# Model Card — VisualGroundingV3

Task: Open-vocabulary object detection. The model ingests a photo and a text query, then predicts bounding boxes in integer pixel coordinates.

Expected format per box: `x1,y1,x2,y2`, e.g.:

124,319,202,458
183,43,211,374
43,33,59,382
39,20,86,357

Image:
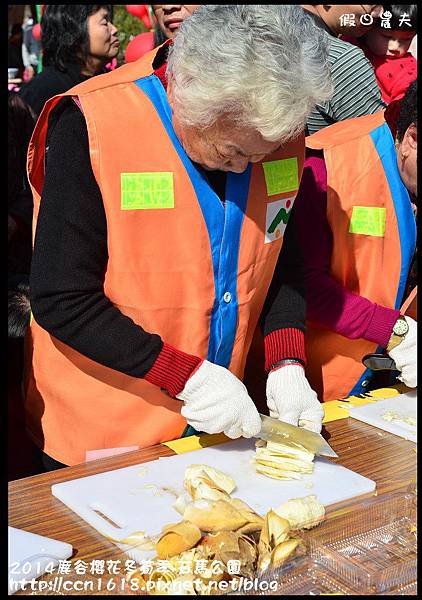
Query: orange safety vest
25,49,305,465
401,285,417,321
304,111,417,401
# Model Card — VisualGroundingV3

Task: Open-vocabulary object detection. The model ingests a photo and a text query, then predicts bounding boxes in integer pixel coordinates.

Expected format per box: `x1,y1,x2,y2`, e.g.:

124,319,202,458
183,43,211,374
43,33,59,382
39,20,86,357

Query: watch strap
386,316,408,352
270,358,305,372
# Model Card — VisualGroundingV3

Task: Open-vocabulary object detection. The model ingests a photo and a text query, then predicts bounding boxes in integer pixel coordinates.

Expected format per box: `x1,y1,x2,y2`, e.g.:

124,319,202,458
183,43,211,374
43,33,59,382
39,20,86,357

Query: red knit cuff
144,343,203,397
365,305,400,348
264,328,306,373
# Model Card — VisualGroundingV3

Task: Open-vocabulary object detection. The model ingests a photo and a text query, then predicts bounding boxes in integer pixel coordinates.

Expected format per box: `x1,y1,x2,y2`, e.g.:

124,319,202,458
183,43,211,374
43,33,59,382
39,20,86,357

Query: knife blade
256,413,338,458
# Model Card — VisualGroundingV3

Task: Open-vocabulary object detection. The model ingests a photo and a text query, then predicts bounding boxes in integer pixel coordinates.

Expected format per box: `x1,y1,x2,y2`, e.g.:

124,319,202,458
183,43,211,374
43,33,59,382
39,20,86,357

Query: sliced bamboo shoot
274,495,325,529
254,438,315,481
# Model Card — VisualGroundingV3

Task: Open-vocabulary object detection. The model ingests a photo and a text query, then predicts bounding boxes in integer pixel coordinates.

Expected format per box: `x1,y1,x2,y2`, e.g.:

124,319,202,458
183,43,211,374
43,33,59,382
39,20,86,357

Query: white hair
167,5,333,143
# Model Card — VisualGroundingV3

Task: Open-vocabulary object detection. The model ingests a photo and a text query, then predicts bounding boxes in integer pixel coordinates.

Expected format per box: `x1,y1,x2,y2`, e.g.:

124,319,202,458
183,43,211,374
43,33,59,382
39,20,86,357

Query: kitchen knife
256,413,338,458
362,353,397,371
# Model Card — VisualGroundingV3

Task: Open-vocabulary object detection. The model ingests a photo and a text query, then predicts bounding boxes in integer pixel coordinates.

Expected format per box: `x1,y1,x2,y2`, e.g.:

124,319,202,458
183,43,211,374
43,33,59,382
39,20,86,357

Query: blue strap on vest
134,74,252,369
348,122,416,397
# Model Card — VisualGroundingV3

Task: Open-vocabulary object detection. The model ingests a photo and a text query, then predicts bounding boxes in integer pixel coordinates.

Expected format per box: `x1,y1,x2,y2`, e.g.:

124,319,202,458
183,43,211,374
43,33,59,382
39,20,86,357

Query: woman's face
167,66,282,172
365,29,415,57
152,5,201,39
87,7,119,62
172,114,282,173
397,124,417,199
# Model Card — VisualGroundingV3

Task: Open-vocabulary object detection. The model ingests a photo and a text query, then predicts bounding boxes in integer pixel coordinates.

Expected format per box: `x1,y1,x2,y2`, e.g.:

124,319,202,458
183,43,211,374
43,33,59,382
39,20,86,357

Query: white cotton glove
388,316,417,388
176,360,261,439
266,364,324,433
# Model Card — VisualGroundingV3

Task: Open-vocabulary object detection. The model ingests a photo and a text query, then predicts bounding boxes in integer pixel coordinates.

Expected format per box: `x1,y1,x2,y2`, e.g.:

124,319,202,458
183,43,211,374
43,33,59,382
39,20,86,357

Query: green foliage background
112,5,149,65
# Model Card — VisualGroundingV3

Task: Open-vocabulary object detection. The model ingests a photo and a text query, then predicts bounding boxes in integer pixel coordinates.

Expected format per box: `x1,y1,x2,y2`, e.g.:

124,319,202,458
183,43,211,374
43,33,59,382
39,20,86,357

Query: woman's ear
405,123,417,151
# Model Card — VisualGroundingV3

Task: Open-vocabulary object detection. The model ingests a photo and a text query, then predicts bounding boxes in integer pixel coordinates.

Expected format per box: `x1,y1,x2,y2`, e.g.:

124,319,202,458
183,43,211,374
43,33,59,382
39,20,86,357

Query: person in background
8,92,37,480
8,93,36,290
153,18,167,47
345,5,417,104
26,5,332,471
302,5,386,134
295,81,417,402
152,4,200,45
22,16,42,82
19,5,119,118
125,5,199,62
8,24,25,78
409,33,417,57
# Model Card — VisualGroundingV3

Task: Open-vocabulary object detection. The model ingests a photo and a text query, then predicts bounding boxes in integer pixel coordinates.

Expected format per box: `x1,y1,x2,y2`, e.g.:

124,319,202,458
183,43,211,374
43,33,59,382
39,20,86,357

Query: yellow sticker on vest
262,158,298,196
349,206,386,237
121,172,174,210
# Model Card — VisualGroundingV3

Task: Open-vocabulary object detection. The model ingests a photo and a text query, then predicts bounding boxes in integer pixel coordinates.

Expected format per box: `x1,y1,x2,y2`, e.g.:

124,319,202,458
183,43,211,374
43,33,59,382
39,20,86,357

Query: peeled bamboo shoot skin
126,463,325,594
156,521,202,559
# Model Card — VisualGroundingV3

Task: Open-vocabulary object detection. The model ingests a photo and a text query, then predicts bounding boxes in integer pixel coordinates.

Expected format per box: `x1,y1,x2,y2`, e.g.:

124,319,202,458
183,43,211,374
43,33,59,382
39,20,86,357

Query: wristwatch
386,316,409,352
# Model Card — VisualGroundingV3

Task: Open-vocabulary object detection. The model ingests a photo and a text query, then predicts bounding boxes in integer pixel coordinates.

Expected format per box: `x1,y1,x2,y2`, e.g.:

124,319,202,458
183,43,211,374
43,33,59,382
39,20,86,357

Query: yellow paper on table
323,386,405,423
163,432,230,454
323,401,351,423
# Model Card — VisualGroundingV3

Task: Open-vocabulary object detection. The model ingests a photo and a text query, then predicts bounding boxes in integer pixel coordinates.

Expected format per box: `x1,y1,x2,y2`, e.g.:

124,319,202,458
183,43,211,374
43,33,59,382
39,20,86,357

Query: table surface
9,416,417,595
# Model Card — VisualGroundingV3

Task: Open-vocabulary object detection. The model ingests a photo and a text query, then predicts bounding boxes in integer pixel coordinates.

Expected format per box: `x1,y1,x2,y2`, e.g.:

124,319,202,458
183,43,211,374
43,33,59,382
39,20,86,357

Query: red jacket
344,36,417,103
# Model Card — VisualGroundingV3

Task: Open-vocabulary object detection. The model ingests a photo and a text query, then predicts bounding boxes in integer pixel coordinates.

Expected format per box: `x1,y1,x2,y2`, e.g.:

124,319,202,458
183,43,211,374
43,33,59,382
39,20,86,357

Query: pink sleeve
295,153,399,348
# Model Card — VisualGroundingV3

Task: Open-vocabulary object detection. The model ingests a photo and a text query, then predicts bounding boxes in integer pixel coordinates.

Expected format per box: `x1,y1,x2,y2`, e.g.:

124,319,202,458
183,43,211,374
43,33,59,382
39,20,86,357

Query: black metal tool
362,353,397,371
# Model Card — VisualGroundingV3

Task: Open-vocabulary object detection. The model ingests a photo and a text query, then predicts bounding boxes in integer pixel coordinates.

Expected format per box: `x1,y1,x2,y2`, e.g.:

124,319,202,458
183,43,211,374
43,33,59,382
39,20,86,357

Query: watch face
393,319,409,336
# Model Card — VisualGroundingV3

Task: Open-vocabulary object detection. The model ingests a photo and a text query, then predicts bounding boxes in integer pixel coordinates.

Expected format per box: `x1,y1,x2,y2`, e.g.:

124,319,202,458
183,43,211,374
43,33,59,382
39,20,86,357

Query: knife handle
362,353,397,371
182,424,199,437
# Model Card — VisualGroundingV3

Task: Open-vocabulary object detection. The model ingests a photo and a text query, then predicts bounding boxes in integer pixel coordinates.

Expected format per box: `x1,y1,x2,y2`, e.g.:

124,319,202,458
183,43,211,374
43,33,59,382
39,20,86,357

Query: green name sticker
121,172,174,210
349,206,386,237
262,158,299,196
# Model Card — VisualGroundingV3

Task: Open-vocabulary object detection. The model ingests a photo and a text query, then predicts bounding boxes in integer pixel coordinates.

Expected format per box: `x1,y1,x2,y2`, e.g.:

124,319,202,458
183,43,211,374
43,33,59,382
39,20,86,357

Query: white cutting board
350,391,417,442
8,527,73,594
52,438,375,561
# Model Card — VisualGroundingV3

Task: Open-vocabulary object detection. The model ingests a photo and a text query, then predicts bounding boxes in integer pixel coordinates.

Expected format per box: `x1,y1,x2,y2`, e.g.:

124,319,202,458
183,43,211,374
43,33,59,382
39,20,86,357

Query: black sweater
19,62,91,118
30,100,306,379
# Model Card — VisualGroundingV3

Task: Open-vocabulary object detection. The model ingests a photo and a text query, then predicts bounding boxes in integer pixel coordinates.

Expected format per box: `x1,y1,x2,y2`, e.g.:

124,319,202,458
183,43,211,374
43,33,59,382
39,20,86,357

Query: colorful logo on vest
265,197,294,244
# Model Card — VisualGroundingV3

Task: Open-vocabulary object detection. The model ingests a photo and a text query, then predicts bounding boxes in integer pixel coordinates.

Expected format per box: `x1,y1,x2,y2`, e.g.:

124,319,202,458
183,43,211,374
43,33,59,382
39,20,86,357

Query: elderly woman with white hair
25,5,333,471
